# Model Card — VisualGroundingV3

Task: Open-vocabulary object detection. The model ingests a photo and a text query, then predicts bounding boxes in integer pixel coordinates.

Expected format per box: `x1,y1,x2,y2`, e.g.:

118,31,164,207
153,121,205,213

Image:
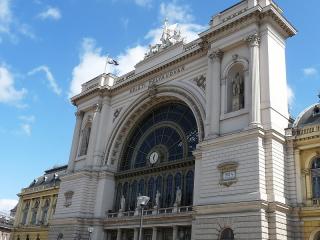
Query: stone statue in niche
155,190,161,209
120,195,125,212
174,186,182,207
231,72,244,111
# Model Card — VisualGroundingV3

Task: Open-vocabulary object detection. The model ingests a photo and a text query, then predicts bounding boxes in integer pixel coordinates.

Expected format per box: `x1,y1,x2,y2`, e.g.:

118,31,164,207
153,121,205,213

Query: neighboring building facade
49,0,303,239
11,165,67,240
0,212,13,240
288,101,320,240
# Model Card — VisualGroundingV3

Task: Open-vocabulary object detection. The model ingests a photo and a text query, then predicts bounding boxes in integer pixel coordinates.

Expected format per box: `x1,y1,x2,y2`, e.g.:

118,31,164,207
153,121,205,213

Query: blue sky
0,0,319,213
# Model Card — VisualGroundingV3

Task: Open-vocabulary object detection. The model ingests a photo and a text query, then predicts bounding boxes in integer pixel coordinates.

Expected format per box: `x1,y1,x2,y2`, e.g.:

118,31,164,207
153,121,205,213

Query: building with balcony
11,165,67,240
48,0,303,239
288,100,320,240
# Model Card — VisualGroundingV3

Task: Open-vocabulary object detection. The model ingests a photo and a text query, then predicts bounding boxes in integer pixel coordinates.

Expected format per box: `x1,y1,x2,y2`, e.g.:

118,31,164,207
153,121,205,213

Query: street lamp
137,196,150,240
88,227,93,240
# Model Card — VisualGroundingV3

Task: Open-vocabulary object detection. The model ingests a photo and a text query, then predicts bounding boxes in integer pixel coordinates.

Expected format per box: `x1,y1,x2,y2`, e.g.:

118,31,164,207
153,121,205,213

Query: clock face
149,151,159,164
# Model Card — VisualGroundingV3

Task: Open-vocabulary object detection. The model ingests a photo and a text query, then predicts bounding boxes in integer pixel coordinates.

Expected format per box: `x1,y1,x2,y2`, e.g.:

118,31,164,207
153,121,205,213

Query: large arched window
113,103,198,212
120,103,198,170
220,228,234,240
312,157,320,199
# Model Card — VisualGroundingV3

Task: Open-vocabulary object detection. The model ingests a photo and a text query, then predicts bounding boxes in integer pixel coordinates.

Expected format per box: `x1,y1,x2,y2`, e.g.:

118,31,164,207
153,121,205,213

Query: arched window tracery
114,103,198,211
120,103,198,171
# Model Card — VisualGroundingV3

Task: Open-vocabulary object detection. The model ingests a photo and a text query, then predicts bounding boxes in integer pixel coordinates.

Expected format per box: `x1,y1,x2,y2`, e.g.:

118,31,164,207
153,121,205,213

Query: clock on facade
149,151,159,164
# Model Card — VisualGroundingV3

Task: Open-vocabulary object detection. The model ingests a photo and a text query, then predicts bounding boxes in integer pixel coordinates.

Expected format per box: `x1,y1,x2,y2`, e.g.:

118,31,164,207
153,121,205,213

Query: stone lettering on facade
129,65,185,94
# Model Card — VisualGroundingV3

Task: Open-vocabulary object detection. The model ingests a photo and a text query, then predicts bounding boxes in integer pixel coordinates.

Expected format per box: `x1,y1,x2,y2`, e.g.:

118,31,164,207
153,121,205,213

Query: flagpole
104,54,109,74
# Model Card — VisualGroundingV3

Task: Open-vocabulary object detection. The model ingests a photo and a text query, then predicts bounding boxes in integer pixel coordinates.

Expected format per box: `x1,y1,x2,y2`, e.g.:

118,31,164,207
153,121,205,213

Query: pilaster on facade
206,49,223,139
246,33,261,128
67,110,84,173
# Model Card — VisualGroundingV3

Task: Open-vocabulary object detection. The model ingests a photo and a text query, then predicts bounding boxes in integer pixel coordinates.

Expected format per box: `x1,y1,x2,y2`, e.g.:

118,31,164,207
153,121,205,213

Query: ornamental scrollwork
113,107,123,122
193,75,206,92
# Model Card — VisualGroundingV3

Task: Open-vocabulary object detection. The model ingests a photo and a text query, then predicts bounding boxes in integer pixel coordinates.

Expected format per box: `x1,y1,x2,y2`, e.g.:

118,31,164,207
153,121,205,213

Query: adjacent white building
49,0,301,239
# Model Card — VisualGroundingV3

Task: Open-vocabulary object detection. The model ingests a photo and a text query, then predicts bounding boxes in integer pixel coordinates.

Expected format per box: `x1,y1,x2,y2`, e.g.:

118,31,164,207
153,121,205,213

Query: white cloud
69,38,108,97
0,0,12,34
303,67,318,77
134,0,152,7
287,84,294,107
19,115,35,123
38,7,61,20
0,64,27,105
69,1,206,97
115,45,147,75
0,198,18,214
160,2,193,23
21,123,32,136
28,65,62,95
0,0,35,42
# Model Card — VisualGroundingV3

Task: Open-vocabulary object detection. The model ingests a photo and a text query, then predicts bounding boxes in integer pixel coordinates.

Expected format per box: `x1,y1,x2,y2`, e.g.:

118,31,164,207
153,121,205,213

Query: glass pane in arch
130,181,137,210
148,178,155,206
165,174,173,207
185,170,194,206
138,179,145,196
220,228,234,240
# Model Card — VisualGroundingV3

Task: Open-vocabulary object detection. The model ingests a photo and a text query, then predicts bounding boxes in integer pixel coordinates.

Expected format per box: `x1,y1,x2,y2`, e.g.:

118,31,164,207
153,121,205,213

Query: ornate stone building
49,0,302,239
287,100,320,240
11,165,67,240
0,212,13,240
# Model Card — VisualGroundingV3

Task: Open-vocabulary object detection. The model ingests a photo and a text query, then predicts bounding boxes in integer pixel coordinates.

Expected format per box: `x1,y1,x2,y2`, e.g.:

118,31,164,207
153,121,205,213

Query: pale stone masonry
48,0,303,239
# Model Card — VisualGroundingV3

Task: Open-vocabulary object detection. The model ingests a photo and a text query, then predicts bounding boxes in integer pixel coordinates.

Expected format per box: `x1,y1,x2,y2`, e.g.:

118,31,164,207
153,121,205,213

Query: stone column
246,34,261,127
152,227,157,240
295,149,303,204
206,49,223,138
67,110,84,172
35,198,43,224
14,199,23,227
133,228,139,240
47,195,54,223
304,169,312,205
172,226,178,240
26,199,33,225
93,97,111,168
116,228,122,240
86,102,102,168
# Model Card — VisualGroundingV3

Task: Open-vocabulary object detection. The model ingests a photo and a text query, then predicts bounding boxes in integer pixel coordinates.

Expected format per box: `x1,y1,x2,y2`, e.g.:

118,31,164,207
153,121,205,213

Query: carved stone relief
192,75,206,92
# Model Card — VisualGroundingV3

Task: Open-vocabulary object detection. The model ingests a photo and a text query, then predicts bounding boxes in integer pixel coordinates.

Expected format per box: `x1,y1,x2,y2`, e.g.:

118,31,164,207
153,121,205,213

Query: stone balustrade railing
106,206,193,219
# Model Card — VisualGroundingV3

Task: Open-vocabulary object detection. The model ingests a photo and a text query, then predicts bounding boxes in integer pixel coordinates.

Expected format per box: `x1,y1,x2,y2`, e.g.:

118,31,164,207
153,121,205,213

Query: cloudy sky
0,0,319,213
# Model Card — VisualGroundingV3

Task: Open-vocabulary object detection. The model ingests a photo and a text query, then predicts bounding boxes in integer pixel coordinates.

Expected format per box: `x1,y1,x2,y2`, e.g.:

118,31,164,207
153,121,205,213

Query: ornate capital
94,102,102,113
75,110,84,118
208,49,223,62
246,34,260,47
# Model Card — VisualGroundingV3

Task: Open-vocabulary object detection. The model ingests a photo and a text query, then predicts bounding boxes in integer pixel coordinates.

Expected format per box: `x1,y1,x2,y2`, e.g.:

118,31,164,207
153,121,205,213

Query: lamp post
88,227,93,240
137,196,150,240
